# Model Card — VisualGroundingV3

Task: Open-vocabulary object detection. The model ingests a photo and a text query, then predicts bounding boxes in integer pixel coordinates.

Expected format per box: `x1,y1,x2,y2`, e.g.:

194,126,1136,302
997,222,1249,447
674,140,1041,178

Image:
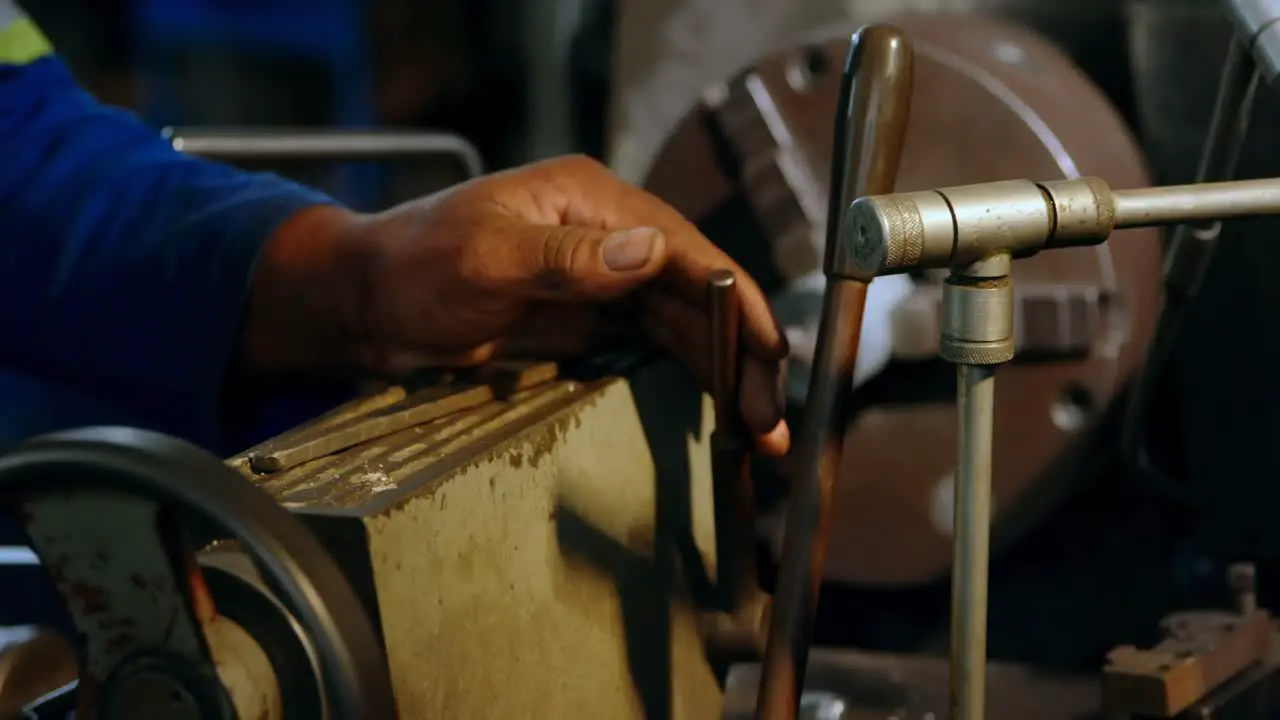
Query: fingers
740,356,787,443
531,157,788,363
757,420,791,458
641,292,789,455
479,155,791,456
467,219,668,301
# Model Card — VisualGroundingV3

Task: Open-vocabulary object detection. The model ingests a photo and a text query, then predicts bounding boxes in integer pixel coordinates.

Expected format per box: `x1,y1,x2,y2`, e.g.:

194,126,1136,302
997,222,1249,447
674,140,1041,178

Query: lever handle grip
822,25,916,273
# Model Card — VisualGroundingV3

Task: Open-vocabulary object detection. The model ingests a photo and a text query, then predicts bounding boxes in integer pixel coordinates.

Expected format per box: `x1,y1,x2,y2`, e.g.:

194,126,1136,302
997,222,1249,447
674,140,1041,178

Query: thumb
509,225,667,299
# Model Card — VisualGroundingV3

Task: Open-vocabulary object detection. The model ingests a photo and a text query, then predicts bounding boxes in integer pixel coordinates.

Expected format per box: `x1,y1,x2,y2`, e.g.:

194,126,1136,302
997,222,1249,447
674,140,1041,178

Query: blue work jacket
0,5,343,455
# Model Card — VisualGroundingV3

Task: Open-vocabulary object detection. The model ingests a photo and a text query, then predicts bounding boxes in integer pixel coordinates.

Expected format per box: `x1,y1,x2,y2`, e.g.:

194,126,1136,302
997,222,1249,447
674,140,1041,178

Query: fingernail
772,420,791,453
603,228,661,271
757,420,791,458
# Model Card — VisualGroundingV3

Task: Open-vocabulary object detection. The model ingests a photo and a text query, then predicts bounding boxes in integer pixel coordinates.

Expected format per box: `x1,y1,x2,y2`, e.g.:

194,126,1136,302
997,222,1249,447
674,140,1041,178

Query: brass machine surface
227,361,726,719
640,14,1163,588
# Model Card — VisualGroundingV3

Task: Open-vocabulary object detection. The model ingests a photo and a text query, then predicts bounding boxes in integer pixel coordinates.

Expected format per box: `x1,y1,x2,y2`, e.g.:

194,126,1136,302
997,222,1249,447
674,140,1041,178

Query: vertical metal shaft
707,269,758,611
1229,562,1258,615
756,24,914,720
951,363,996,720
1120,34,1259,503
939,255,1011,720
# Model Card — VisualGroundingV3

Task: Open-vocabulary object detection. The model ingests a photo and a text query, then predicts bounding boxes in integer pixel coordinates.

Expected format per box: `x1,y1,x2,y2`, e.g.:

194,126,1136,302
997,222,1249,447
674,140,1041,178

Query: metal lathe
7,1,1280,718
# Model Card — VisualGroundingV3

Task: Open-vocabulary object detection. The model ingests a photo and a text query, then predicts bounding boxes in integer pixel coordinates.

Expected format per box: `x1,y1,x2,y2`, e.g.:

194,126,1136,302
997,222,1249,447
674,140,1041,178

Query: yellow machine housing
229,362,724,719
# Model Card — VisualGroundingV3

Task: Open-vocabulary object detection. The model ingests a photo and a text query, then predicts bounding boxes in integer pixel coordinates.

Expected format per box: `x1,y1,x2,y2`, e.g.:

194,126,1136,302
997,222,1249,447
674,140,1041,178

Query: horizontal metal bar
165,128,484,179
1114,177,1280,227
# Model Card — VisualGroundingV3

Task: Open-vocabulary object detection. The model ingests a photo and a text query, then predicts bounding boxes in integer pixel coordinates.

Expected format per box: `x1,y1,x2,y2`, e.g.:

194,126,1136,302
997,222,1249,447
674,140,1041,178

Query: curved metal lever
755,24,915,720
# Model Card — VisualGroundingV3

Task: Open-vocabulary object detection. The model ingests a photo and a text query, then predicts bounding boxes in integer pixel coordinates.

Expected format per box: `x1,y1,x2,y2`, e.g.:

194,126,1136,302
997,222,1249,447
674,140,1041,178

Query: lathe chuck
641,15,1163,588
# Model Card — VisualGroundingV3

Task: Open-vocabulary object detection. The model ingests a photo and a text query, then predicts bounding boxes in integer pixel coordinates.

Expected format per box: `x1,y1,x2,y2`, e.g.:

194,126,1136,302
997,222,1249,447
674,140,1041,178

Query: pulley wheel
0,427,396,718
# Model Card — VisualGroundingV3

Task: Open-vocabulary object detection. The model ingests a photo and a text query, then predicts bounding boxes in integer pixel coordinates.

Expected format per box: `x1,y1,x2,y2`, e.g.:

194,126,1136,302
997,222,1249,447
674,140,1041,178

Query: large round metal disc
641,15,1162,587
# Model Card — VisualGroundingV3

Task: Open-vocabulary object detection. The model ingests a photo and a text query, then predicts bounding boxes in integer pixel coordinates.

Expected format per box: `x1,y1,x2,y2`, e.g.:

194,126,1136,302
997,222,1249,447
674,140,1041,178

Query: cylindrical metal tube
950,362,997,720
1229,562,1259,615
942,182,1053,267
756,23,914,720
940,271,1015,367
165,129,486,179
709,270,742,425
840,178,1110,278
1113,177,1280,227
707,270,758,612
842,174,1280,279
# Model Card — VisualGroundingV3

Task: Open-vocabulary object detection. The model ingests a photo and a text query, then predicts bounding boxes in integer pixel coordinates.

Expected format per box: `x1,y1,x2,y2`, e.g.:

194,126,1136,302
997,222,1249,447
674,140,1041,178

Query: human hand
243,156,789,455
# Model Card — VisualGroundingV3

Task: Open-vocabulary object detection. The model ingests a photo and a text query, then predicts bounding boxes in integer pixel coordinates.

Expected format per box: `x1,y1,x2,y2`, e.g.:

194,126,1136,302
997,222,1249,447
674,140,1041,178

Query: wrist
238,204,372,375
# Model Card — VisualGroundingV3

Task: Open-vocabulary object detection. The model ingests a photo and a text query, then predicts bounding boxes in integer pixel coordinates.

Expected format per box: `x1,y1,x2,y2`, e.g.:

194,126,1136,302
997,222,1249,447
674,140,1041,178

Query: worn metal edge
248,377,621,520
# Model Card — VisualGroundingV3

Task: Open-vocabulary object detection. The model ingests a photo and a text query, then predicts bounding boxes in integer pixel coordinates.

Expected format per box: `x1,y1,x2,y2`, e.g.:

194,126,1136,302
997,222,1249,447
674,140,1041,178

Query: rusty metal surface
0,428,396,718
241,361,559,474
18,492,209,702
241,380,585,514
643,15,1163,588
1104,609,1272,717
724,647,1102,719
1102,564,1277,718
243,361,725,719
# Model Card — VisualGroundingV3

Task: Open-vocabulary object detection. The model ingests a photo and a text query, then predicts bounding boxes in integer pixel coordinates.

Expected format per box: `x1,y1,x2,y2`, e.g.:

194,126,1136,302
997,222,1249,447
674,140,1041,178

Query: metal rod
707,269,758,611
1120,34,1260,505
950,363,996,720
1230,562,1258,615
165,129,485,179
756,24,914,720
1112,177,1280,227
709,270,742,425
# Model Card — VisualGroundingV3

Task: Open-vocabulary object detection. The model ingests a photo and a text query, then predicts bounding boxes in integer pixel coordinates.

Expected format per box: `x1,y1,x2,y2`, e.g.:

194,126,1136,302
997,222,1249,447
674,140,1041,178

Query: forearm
0,43,349,444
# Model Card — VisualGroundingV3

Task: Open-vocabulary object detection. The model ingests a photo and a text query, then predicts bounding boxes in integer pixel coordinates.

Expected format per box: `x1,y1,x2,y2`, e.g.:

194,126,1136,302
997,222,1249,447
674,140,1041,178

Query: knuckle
534,228,586,292
557,154,607,177
539,227,589,274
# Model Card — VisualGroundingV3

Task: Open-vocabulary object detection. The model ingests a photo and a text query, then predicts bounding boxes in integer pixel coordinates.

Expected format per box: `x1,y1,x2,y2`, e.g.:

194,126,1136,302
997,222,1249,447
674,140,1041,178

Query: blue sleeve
0,56,339,448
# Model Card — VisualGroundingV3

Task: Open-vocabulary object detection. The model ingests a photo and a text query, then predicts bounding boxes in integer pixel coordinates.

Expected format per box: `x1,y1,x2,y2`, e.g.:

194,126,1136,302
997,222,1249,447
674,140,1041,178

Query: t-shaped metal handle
835,176,1280,280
